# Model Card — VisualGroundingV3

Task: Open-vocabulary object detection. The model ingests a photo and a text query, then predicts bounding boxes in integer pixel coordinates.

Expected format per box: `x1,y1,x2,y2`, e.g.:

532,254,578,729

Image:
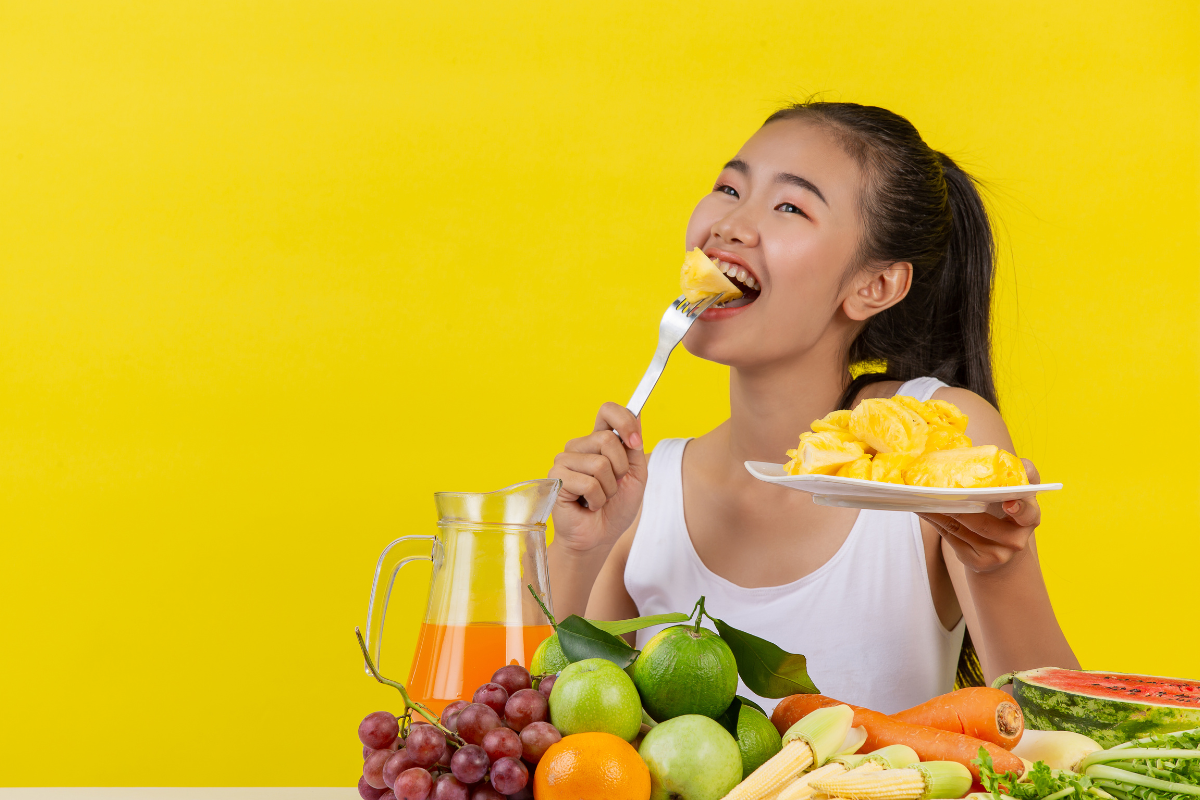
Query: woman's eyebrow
776,172,828,206
721,159,828,207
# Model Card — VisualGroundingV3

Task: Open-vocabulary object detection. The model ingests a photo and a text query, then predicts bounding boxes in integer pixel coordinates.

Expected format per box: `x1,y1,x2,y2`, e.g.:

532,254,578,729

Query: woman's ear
843,262,913,321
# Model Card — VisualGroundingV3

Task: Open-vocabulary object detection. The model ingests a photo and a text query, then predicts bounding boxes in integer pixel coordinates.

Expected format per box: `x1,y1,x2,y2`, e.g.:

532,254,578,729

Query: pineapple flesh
680,247,743,306
783,396,1029,487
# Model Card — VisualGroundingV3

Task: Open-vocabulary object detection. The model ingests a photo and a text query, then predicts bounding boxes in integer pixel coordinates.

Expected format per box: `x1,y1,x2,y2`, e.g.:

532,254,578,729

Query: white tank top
624,377,965,716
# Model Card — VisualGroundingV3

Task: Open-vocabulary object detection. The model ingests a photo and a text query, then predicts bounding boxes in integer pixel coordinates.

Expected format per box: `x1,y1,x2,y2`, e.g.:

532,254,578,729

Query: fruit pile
783,397,1029,488
358,664,558,800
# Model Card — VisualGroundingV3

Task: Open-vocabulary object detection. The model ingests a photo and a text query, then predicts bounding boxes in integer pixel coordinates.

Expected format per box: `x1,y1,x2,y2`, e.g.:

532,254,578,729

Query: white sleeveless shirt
624,377,965,716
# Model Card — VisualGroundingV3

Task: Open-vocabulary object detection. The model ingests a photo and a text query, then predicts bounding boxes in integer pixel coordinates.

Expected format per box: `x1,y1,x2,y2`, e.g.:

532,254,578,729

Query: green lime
631,625,738,722
530,632,570,675
736,703,782,778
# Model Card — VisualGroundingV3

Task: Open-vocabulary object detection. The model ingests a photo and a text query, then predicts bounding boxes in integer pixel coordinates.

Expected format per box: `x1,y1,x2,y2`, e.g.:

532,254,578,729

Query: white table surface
0,791,358,799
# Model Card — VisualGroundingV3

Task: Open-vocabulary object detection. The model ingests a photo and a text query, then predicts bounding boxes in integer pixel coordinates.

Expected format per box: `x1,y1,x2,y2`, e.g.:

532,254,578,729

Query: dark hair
765,102,996,687
763,102,998,413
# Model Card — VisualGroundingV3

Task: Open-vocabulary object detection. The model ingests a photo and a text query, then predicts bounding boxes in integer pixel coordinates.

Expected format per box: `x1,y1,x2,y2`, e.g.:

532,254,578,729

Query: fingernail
629,432,642,449
1008,501,1023,513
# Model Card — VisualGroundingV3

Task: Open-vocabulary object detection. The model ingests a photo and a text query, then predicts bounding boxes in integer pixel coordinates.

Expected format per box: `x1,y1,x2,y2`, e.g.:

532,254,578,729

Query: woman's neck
724,344,850,465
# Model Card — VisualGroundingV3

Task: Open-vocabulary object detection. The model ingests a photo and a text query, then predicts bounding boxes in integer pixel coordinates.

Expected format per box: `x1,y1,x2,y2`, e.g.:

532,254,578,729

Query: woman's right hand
548,402,648,556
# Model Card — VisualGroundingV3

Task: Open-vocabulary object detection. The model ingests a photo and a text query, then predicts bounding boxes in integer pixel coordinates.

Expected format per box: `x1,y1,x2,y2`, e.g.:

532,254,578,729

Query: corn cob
810,762,972,800
723,705,855,800
776,762,849,800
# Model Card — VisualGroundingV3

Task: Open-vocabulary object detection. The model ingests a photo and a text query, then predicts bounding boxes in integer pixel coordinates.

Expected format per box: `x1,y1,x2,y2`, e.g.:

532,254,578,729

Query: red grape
505,786,533,800
537,673,556,698
450,744,490,784
360,712,401,750
431,774,470,800
455,703,502,745
406,725,447,769
481,727,522,761
504,689,548,731
441,701,469,732
489,757,529,795
491,665,533,696
359,775,387,800
435,741,453,768
364,748,395,789
394,768,434,800
468,784,504,800
379,793,396,800
519,721,561,763
472,683,509,716
384,750,421,789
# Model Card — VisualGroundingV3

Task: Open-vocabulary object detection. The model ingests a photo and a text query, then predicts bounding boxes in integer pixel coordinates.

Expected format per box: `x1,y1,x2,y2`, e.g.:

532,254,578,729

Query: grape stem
355,627,464,745
526,584,558,629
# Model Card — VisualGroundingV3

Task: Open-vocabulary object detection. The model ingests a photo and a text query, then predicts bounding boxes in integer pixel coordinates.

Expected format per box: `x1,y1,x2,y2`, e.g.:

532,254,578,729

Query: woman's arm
920,388,1081,682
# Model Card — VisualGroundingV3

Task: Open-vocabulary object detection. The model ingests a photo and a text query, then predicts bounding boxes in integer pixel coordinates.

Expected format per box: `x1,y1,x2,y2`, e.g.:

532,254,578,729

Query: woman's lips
699,301,754,321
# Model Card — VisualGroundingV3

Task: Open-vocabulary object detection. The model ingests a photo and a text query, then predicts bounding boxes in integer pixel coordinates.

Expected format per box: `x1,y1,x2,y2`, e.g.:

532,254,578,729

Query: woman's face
683,118,868,369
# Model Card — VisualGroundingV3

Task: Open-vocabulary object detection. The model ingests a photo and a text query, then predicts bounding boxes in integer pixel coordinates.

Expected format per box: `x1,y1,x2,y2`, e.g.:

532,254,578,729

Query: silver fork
625,293,722,417
577,293,721,508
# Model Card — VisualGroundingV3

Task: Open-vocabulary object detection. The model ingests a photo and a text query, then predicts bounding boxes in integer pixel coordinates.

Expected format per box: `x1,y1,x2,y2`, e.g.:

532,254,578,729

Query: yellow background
2,0,1198,787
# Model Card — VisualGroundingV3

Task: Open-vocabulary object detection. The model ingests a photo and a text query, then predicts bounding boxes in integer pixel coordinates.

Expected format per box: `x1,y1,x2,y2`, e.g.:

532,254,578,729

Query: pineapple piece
893,395,970,433
904,445,1008,488
996,449,1030,486
923,425,973,453
871,452,914,484
680,247,743,305
850,398,929,456
784,431,867,476
835,454,873,480
811,409,852,433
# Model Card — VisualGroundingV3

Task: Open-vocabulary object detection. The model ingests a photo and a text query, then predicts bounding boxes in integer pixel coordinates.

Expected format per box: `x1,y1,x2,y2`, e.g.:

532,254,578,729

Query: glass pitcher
364,479,560,714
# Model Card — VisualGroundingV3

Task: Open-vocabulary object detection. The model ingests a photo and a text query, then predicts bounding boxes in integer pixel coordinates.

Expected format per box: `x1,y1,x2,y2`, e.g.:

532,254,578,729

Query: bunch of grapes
358,664,562,800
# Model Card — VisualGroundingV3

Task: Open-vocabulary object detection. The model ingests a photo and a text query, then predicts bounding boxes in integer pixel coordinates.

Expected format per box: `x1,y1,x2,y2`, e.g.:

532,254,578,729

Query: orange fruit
533,731,651,800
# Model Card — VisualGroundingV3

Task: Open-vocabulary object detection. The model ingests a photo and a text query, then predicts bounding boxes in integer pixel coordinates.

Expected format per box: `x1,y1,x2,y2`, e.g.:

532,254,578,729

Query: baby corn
776,763,850,800
810,762,972,800
723,705,855,800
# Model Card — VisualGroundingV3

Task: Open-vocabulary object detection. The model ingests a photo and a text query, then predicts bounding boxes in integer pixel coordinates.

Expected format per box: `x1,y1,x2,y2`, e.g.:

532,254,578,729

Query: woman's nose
712,206,758,247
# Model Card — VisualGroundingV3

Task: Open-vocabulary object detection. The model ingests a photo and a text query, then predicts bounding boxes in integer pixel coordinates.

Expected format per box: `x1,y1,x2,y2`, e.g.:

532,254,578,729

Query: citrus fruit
530,632,569,676
533,731,650,800
735,703,782,778
548,657,642,742
631,625,738,721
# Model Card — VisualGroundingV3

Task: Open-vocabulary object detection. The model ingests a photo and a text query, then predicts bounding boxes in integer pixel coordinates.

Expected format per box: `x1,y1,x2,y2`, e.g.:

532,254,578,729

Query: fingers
565,430,629,479
549,464,609,511
1001,495,1041,528
595,402,643,451
1022,458,1041,484
919,512,1031,572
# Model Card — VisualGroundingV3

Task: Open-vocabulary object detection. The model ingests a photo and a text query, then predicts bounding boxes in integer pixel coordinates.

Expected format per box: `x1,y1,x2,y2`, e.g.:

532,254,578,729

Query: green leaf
715,696,742,742
557,615,639,669
712,617,819,699
737,695,768,717
589,613,689,636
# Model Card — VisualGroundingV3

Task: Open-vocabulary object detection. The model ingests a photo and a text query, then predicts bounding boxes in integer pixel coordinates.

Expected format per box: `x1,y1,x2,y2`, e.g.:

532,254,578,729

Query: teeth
714,259,759,292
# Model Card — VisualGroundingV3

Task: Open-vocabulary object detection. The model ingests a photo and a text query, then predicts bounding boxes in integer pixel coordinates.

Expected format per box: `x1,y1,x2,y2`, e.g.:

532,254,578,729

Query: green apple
547,657,642,742
638,714,743,800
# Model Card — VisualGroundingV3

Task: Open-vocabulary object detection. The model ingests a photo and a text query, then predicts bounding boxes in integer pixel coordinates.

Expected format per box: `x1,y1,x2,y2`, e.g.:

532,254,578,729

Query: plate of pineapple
745,395,1062,513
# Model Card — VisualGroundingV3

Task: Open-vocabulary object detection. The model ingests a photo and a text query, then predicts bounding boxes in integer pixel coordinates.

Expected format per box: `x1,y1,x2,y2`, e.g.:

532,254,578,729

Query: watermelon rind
1005,667,1200,748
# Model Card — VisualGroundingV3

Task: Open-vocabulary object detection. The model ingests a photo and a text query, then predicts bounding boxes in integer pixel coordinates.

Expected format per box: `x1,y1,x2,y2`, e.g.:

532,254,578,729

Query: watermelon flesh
1006,667,1200,748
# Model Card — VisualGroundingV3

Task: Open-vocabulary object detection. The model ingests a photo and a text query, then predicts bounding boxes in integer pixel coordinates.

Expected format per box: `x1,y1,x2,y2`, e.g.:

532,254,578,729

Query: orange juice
407,622,554,714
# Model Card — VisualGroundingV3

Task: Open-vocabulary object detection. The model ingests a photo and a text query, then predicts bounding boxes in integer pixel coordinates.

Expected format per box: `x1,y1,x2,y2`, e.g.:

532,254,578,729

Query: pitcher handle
364,535,437,675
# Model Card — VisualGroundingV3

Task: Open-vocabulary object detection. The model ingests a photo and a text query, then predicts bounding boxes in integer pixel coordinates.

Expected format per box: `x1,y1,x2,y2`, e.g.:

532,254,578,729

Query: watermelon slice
998,667,1200,748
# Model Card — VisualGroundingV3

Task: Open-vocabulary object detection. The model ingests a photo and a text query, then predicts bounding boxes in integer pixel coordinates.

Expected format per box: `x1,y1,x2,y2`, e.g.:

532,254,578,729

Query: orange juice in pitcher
363,480,560,714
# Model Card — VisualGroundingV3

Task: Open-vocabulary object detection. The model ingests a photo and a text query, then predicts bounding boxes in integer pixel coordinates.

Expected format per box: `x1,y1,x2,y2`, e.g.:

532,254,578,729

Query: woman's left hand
917,459,1042,574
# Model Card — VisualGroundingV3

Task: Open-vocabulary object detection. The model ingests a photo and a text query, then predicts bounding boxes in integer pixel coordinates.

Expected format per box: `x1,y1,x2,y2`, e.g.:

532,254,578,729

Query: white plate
744,461,1063,514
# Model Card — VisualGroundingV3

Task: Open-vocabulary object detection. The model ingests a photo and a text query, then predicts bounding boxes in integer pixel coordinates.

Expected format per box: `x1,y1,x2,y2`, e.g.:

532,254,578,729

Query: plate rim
744,460,1063,496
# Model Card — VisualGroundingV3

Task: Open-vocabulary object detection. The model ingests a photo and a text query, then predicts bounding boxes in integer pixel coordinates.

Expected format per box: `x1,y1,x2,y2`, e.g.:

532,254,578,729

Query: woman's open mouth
711,258,761,309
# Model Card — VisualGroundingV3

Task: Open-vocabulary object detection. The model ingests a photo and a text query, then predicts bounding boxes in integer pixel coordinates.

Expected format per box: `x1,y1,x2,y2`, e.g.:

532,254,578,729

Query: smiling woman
546,102,1080,714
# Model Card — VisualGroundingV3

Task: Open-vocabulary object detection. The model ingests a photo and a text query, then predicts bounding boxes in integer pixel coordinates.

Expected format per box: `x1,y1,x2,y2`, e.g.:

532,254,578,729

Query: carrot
893,687,1024,750
771,694,1025,781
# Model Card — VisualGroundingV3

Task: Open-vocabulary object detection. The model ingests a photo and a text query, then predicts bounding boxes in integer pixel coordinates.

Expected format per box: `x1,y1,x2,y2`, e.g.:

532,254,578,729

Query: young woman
546,102,1079,715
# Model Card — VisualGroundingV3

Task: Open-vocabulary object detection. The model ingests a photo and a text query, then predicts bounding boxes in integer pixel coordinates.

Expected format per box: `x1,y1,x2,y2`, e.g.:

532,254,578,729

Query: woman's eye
715,184,739,198
777,202,807,217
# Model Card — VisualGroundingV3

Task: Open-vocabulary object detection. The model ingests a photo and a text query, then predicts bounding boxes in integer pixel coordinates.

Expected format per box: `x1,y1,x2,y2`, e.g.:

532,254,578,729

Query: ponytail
764,102,998,687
